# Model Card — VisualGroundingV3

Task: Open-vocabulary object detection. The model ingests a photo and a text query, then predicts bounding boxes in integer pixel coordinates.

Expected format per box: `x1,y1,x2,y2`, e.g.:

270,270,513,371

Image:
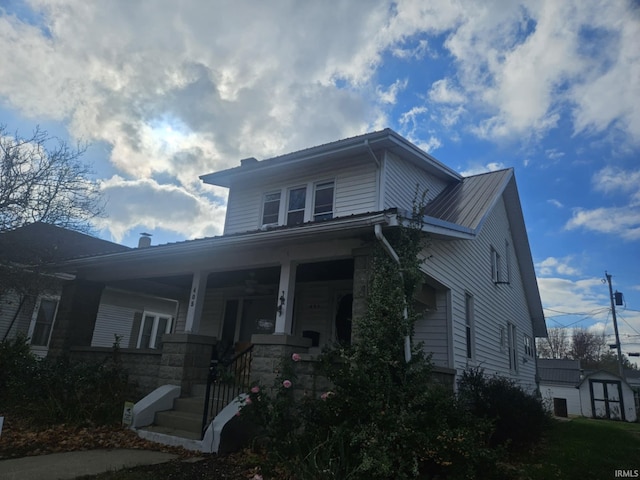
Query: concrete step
174,396,206,415
139,424,202,441
155,409,202,434
190,384,209,397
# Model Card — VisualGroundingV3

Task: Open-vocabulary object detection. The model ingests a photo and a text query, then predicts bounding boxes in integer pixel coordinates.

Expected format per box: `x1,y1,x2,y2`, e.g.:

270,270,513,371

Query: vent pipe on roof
240,157,258,166
138,233,152,248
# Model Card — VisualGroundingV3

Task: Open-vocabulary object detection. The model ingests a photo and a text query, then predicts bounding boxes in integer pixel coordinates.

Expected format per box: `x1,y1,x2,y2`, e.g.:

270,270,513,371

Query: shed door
590,379,625,421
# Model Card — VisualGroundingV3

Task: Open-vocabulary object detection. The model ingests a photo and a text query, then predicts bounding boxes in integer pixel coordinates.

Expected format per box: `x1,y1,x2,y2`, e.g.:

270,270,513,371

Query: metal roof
423,169,513,232
200,128,462,187
538,358,582,385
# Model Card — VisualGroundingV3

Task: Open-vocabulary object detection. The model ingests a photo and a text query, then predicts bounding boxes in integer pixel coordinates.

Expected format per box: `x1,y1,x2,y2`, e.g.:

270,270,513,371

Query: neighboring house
45,129,547,446
0,222,129,357
539,358,638,422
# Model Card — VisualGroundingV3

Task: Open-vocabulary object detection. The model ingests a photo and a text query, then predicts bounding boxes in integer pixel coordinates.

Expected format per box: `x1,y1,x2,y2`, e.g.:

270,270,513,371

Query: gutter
374,223,412,363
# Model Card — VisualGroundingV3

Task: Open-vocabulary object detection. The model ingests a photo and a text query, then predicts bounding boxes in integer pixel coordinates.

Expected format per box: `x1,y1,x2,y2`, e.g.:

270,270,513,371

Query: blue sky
0,1,638,364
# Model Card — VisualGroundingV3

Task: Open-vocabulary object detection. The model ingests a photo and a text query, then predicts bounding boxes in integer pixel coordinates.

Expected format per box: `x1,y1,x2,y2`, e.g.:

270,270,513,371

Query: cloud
536,256,581,276
547,199,564,208
96,176,226,242
460,162,506,176
428,79,465,104
565,166,640,241
377,78,409,105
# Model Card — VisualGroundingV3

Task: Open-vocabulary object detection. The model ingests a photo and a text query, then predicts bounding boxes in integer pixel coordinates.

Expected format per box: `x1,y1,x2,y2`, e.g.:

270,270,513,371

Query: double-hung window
137,312,173,349
262,192,281,226
287,186,307,226
465,293,474,359
28,297,59,347
313,181,334,221
507,322,518,371
491,247,502,283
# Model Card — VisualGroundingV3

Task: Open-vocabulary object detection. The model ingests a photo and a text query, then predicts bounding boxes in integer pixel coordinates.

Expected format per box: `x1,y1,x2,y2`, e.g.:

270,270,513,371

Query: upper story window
465,293,475,359
313,181,334,221
287,186,307,226
491,247,502,283
262,192,281,226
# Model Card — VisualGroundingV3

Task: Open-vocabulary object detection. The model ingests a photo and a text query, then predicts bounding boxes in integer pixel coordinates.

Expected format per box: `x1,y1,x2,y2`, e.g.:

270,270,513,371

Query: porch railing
201,344,254,438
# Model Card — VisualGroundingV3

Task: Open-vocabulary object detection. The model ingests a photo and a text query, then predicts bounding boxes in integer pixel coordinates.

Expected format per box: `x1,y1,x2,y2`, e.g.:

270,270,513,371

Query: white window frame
27,295,60,350
261,191,281,226
312,180,335,221
137,311,173,349
491,247,502,283
523,334,534,357
505,240,511,284
286,185,307,226
507,322,518,372
465,293,474,360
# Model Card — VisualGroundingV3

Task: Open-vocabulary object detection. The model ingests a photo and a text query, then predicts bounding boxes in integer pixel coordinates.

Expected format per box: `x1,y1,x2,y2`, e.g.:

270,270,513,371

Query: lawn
517,418,640,480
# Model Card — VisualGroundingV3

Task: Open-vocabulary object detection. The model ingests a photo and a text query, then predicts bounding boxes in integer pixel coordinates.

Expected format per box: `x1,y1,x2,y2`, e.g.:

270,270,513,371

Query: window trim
261,191,281,226
136,311,173,349
523,334,534,357
465,292,475,359
27,295,60,349
312,180,335,222
491,247,501,283
507,322,518,372
286,185,307,226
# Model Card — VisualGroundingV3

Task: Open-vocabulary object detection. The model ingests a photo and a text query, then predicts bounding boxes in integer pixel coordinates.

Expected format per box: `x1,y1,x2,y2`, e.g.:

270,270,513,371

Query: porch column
274,259,297,334
184,271,208,333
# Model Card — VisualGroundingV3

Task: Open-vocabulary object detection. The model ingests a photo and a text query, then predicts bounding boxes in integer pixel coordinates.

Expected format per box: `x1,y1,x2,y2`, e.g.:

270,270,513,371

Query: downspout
374,223,412,363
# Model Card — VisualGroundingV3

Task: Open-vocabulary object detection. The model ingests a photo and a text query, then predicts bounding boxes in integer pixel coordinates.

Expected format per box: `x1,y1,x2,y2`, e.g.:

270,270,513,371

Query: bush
0,336,132,426
457,368,551,450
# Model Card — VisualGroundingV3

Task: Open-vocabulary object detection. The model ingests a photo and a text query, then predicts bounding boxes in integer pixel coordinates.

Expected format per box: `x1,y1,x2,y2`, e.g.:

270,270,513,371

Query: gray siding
414,291,449,367
91,289,179,348
422,196,537,389
223,157,378,235
383,152,449,211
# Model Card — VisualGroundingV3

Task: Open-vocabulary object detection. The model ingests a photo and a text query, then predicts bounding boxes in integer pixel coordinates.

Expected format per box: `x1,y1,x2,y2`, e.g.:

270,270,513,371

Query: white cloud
535,256,581,276
460,162,506,176
547,199,564,208
377,78,408,105
428,79,465,104
96,176,226,242
565,166,640,241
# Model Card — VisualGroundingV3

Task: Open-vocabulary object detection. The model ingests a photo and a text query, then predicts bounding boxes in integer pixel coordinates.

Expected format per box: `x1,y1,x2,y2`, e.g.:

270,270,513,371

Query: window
137,312,173,349
313,181,334,221
499,326,507,352
505,240,511,283
523,334,533,357
29,297,59,347
287,186,306,226
491,247,502,283
507,322,517,371
262,192,281,225
465,293,474,359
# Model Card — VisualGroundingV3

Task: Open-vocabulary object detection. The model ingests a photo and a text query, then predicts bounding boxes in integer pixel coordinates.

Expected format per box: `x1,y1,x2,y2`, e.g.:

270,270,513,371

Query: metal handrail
201,344,254,438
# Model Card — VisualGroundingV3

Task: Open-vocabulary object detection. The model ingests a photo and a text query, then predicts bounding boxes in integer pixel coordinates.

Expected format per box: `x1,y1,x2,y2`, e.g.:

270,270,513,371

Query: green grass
519,418,640,480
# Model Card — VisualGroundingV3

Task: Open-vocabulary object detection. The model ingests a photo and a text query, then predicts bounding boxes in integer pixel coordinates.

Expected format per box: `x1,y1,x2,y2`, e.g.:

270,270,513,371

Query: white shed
578,370,637,423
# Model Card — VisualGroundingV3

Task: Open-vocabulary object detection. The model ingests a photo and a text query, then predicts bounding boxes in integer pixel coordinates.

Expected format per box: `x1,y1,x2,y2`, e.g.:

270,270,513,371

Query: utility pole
605,271,625,378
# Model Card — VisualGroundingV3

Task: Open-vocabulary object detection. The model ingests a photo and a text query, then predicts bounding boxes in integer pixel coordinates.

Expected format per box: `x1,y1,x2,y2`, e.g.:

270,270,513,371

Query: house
45,129,547,448
539,358,638,422
0,222,129,357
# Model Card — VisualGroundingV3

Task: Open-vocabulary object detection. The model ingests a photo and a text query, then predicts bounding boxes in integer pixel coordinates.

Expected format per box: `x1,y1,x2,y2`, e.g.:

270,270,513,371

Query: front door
590,379,625,421
220,297,276,355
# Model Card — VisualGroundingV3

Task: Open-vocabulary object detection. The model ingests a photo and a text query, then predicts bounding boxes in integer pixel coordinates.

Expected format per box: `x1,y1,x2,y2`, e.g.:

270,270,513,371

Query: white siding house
52,128,547,395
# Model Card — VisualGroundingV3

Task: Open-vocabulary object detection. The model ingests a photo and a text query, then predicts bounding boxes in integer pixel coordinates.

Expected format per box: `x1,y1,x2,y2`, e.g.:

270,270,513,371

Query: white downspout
374,223,412,363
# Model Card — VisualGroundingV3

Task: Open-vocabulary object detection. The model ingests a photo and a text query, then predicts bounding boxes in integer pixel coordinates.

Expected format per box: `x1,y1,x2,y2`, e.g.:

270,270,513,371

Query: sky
0,0,639,365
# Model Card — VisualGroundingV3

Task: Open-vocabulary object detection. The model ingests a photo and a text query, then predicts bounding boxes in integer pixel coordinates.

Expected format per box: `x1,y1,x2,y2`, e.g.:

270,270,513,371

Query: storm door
220,297,275,355
589,379,625,421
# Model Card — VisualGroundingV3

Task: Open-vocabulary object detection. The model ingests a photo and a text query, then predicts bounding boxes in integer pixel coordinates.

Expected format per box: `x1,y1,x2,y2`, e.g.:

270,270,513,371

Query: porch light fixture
277,291,285,316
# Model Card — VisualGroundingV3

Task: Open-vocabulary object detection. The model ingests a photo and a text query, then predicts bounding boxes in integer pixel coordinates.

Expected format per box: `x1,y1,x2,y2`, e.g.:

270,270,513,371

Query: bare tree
569,328,606,364
537,327,570,359
0,125,104,233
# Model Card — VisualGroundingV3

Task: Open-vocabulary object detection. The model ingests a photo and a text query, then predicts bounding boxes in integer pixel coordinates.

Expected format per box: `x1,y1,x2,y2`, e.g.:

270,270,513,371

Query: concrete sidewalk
0,449,180,480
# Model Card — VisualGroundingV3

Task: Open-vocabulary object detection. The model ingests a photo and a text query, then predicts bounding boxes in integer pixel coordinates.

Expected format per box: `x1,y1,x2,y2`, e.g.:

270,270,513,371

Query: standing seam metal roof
423,168,513,231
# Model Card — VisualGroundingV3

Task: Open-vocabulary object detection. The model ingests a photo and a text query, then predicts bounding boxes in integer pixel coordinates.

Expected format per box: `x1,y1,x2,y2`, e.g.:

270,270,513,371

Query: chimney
138,233,152,248
240,157,258,166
